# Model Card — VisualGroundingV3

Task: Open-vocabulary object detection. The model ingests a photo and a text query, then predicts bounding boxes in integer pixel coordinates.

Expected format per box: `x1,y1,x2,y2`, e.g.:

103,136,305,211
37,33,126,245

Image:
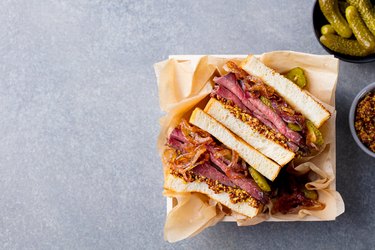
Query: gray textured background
0,0,375,249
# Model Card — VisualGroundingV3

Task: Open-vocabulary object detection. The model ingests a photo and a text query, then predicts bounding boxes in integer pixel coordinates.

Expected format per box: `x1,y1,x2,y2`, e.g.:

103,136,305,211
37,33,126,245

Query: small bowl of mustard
349,82,375,158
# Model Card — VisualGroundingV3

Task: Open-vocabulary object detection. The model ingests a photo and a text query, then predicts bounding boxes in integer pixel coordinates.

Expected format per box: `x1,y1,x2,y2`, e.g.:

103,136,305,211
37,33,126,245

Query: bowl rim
349,82,375,158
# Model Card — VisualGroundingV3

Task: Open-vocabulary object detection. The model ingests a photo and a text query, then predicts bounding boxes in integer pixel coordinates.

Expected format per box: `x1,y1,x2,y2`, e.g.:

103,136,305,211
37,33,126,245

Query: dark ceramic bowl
349,82,375,158
313,0,375,63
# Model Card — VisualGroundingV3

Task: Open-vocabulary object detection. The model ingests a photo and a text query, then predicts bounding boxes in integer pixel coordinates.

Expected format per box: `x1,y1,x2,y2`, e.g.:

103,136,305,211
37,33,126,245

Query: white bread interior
204,98,295,166
240,55,330,128
189,108,281,181
164,173,260,218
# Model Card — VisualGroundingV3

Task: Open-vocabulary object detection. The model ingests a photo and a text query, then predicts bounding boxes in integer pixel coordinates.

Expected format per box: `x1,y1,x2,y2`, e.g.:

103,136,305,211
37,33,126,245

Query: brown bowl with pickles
313,0,375,63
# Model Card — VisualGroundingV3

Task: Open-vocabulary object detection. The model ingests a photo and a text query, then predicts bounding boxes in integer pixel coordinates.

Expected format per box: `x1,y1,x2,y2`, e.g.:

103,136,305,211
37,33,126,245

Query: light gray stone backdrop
0,0,374,249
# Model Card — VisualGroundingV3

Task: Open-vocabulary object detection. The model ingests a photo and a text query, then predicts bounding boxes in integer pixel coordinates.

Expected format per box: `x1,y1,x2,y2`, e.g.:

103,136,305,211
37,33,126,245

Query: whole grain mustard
355,91,375,153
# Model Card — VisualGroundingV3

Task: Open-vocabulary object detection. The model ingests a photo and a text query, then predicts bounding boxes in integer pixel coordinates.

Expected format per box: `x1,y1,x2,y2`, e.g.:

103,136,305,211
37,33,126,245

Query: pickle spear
347,0,375,36
321,24,336,35
249,167,271,192
320,34,371,56
319,0,352,38
306,120,324,146
260,96,272,107
288,123,302,132
346,6,375,51
285,67,307,88
338,1,349,15
302,187,318,200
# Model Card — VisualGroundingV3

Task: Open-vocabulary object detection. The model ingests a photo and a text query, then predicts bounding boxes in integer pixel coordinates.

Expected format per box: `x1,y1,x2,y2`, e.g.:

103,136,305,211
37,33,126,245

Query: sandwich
163,109,324,218
208,55,330,168
162,55,328,219
164,111,268,218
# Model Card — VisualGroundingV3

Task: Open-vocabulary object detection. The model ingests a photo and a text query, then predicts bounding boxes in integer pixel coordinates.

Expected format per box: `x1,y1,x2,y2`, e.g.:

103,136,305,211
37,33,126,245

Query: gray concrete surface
0,0,374,249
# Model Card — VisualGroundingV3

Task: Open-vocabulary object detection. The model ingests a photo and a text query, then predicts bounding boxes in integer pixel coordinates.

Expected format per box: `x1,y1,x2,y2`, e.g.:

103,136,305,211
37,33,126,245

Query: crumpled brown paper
154,51,345,242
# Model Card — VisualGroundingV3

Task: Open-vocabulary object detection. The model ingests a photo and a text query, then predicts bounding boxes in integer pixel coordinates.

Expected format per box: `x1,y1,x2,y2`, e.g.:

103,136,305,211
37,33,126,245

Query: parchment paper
154,51,345,242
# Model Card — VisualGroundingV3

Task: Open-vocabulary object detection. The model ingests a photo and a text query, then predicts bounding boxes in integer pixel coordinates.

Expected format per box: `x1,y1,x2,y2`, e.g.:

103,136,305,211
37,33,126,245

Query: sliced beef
169,128,187,143
208,150,268,204
192,163,235,187
214,74,275,127
287,141,299,152
212,82,278,131
167,127,268,204
213,73,246,100
167,137,185,150
247,97,302,145
213,73,303,146
211,84,250,113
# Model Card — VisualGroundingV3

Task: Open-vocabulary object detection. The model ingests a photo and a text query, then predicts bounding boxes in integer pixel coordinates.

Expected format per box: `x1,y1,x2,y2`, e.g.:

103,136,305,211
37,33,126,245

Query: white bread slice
204,98,295,166
189,108,281,181
240,55,330,128
164,174,260,218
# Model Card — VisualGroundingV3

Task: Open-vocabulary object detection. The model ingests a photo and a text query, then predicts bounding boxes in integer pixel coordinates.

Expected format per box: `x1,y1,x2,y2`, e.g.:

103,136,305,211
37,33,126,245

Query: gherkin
319,0,352,38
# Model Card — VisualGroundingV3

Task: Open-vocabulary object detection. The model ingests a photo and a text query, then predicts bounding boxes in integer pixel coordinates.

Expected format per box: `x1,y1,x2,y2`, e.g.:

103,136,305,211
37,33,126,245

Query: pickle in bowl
314,0,375,60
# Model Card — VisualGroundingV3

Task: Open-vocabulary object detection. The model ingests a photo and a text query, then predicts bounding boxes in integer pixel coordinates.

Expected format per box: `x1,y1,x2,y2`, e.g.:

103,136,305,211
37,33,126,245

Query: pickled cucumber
347,0,375,36
346,6,375,51
320,34,371,56
288,123,302,132
321,24,336,35
306,120,324,146
319,0,352,38
285,67,307,88
260,96,272,107
302,187,318,200
338,1,349,14
249,167,271,192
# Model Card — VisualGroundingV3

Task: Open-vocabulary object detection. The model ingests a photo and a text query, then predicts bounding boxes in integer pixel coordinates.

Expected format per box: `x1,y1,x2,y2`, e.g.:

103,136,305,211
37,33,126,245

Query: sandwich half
163,110,282,218
241,55,330,128
163,108,325,218
209,57,330,160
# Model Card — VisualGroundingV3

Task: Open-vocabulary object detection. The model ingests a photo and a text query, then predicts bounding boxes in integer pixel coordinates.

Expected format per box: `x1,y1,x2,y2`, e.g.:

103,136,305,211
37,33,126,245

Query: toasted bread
164,174,260,218
189,108,281,181
240,55,330,128
204,98,295,166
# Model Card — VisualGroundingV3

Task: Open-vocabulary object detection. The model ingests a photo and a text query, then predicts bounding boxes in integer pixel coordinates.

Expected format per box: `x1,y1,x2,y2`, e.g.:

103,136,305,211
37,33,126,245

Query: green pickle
320,34,371,56
302,187,318,200
346,6,375,51
319,0,352,38
249,167,271,192
260,96,272,107
338,1,349,14
306,120,324,146
285,67,307,88
287,123,302,132
321,24,336,35
347,0,375,36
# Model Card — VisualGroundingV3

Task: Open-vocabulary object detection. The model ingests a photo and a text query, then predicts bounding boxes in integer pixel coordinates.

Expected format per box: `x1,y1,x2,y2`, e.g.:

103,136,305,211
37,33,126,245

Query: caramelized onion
226,61,248,79
228,149,239,169
180,119,213,145
213,148,232,160
163,147,178,163
174,144,208,172
287,202,326,214
165,121,214,173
